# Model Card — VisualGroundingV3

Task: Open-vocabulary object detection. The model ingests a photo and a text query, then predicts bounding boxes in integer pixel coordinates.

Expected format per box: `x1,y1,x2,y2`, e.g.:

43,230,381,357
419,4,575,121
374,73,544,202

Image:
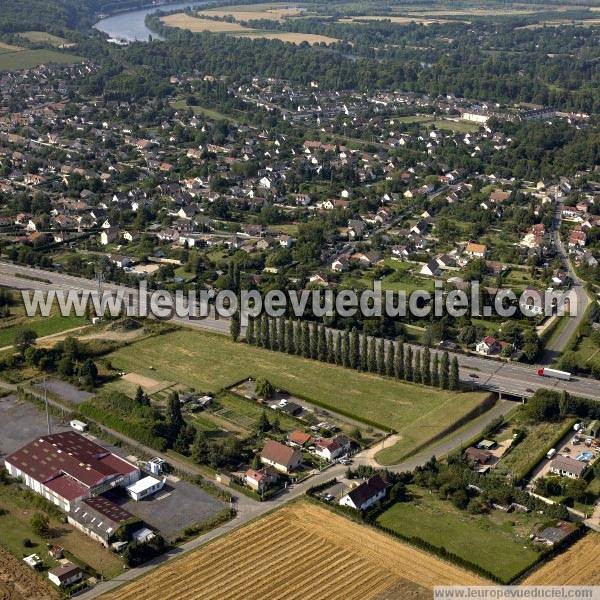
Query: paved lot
105,480,225,541
0,393,68,456
33,378,94,404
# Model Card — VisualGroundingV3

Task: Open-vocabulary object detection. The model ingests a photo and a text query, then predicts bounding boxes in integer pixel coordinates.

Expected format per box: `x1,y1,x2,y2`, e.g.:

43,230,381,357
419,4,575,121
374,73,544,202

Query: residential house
313,435,351,461
464,447,494,470
476,336,501,356
244,466,279,492
549,455,587,479
420,259,441,277
569,229,587,248
100,225,120,246
287,430,312,448
338,475,388,511
48,563,83,587
465,242,487,258
260,439,302,473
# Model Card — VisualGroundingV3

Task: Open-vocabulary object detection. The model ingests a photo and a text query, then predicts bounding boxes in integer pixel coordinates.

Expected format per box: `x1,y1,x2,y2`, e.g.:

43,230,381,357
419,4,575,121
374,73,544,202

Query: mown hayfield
106,329,488,437
339,15,461,25
237,31,339,44
161,14,252,33
197,3,303,21
524,533,600,585
161,13,338,44
107,502,486,600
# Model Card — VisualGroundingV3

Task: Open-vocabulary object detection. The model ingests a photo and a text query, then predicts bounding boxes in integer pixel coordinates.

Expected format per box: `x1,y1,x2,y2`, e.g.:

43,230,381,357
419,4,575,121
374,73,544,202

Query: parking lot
0,393,68,456
105,478,225,541
33,378,94,404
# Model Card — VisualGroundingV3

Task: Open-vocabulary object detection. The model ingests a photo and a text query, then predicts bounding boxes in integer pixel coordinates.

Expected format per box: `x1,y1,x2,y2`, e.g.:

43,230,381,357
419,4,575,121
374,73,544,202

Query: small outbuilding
126,475,165,501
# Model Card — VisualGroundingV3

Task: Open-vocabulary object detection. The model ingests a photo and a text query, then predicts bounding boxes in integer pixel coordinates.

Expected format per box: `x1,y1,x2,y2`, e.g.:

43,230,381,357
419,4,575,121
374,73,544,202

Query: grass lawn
377,489,541,583
105,329,488,435
0,309,87,348
0,484,123,579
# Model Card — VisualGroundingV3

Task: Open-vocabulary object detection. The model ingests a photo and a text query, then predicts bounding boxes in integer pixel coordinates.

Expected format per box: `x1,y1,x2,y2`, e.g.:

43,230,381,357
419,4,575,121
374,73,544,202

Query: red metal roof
5,431,138,491
45,474,88,502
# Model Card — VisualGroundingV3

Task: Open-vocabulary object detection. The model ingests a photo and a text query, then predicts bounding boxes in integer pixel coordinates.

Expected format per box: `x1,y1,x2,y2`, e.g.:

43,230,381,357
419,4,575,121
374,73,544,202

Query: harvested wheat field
107,501,487,600
197,3,303,21
161,14,251,33
523,533,600,585
0,546,59,600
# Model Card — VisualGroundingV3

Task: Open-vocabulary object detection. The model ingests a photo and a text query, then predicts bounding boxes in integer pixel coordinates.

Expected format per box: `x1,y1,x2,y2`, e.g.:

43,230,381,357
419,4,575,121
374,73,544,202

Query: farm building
260,440,302,473
4,431,140,511
339,475,388,511
68,496,136,547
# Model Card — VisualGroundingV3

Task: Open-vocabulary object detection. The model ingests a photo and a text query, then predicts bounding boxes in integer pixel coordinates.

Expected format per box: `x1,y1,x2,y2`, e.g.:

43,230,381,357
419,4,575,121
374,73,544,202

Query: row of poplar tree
238,314,460,391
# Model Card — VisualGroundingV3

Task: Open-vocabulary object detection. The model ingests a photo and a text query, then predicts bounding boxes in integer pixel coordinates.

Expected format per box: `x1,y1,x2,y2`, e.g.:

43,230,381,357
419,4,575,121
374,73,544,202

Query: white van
70,419,88,433
546,448,557,459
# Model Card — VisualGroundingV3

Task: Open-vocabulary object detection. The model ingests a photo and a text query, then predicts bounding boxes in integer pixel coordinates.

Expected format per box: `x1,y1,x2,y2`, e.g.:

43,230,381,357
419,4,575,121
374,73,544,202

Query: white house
339,475,388,511
314,436,350,461
476,336,500,356
48,563,83,587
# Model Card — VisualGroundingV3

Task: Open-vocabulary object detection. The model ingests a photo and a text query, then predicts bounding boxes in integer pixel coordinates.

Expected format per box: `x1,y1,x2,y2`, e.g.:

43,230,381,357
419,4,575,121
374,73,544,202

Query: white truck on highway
537,367,571,381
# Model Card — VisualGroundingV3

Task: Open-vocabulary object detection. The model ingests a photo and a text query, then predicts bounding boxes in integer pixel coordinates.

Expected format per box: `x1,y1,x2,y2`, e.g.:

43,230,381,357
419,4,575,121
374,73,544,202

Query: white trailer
537,368,571,381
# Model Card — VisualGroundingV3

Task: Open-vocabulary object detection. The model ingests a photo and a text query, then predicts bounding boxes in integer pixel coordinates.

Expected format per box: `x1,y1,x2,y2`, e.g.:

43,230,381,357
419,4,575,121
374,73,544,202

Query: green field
0,309,87,348
105,329,488,439
18,31,69,46
0,47,81,71
377,489,541,583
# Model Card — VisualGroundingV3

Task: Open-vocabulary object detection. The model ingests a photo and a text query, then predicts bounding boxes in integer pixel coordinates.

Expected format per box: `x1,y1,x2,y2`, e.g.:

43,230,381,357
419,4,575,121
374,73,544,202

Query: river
93,1,207,42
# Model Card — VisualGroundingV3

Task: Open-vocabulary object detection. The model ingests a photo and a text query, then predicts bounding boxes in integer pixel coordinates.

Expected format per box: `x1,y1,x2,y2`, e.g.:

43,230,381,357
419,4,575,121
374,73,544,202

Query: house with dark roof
338,475,388,511
533,521,575,546
4,431,140,512
48,562,83,587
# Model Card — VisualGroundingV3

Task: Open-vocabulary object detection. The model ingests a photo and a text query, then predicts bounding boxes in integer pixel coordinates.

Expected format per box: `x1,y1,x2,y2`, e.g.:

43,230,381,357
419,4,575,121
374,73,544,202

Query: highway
2,261,600,402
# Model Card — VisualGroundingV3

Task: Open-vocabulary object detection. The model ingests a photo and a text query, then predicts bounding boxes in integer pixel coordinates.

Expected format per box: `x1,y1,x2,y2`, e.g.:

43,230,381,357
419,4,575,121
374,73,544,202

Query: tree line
235,314,460,391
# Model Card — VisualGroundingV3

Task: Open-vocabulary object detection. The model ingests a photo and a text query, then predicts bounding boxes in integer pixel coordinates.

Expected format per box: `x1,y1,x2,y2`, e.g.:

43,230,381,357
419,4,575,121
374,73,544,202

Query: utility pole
44,376,51,435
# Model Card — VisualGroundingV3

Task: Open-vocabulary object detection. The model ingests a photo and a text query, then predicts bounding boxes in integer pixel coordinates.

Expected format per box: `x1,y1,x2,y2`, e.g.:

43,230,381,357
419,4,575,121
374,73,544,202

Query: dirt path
0,325,88,352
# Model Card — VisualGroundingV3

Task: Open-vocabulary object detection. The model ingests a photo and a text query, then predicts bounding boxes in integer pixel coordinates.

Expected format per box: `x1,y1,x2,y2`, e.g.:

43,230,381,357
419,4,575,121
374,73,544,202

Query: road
541,201,592,363
1,261,600,401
